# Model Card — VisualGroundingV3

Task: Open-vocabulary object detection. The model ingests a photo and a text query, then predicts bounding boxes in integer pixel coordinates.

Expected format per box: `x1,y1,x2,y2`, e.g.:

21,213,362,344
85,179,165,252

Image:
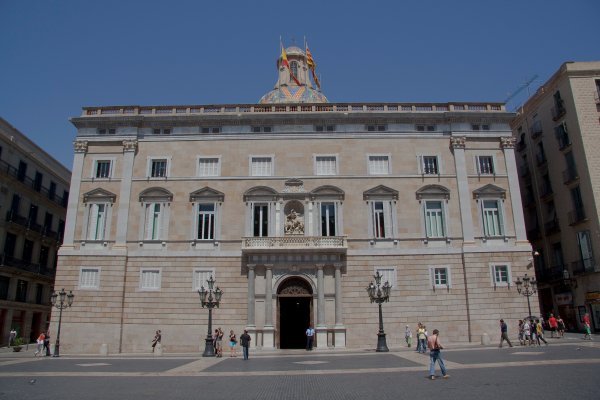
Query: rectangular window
315,156,337,175
424,201,445,238
95,160,112,179
34,172,43,191
16,280,28,302
416,124,436,132
251,157,273,176
150,159,168,178
193,269,215,291
320,202,337,236
153,128,171,135
49,182,56,200
482,199,504,237
22,239,34,263
366,125,387,132
198,158,220,177
368,155,390,175
316,125,336,132
88,203,107,240
201,127,221,133
375,267,397,288
251,126,272,133
253,204,269,237
432,267,449,286
491,264,510,286
79,268,100,289
0,276,9,300
577,231,594,270
373,201,386,238
145,203,162,240
140,269,161,290
39,245,49,268
477,156,495,175
420,156,439,175
197,204,215,240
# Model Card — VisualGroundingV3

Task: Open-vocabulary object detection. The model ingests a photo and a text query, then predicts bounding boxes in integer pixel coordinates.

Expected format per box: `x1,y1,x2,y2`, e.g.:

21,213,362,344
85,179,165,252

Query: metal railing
571,258,596,275
5,211,63,242
544,218,560,235
568,207,586,225
562,167,579,184
0,254,55,278
536,264,564,283
0,158,67,208
242,236,347,250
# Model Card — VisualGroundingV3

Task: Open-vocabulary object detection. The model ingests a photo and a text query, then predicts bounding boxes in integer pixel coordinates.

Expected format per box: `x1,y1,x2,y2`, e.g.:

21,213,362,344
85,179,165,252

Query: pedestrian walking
44,330,51,356
523,319,532,345
34,332,45,357
583,313,593,340
548,314,558,338
499,319,513,348
215,327,224,357
151,330,161,352
240,329,251,360
417,324,427,353
405,325,413,347
557,316,565,338
518,320,525,346
529,319,537,345
305,325,315,350
535,319,548,345
427,329,449,380
229,330,237,357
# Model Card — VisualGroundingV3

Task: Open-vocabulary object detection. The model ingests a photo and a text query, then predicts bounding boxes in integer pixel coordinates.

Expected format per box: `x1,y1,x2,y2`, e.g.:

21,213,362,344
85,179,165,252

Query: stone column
263,264,275,349
246,264,256,328
501,137,528,243
333,263,346,348
115,140,137,247
315,264,327,349
450,136,475,243
62,140,87,247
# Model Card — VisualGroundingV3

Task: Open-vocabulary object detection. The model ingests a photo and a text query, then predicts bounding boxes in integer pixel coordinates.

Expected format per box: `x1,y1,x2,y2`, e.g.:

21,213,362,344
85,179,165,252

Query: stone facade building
512,61,600,332
0,118,71,345
53,47,534,354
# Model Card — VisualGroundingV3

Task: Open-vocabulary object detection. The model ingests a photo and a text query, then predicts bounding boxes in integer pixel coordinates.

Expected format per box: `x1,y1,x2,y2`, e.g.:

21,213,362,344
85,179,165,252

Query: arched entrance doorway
277,277,313,349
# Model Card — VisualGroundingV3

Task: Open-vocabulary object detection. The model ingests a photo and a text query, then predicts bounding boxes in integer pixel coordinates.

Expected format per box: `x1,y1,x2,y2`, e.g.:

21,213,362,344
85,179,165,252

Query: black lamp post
198,276,222,357
366,271,391,352
50,288,74,357
515,274,536,319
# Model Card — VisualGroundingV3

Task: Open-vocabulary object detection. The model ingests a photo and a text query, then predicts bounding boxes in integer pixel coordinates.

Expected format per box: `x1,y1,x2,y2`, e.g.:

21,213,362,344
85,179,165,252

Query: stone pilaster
450,136,475,243
501,137,528,243
246,264,256,328
62,140,87,247
115,140,137,247
262,264,275,349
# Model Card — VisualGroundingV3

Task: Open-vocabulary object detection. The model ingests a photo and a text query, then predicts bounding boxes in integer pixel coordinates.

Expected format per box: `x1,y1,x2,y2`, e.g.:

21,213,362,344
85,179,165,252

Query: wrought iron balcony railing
571,258,596,275
0,254,55,278
242,236,347,251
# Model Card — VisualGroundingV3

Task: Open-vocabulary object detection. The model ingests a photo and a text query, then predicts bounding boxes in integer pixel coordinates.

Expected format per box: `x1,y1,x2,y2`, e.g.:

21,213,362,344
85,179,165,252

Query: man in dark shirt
499,319,513,348
240,330,251,360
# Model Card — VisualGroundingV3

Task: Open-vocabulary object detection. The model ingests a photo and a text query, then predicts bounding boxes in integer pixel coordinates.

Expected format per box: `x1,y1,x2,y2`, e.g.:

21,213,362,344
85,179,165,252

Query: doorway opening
277,277,313,349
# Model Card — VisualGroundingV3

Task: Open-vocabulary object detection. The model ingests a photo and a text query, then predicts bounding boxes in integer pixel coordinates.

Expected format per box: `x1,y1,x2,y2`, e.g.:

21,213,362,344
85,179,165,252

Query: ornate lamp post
515,274,537,319
198,275,223,357
50,288,74,357
366,271,391,352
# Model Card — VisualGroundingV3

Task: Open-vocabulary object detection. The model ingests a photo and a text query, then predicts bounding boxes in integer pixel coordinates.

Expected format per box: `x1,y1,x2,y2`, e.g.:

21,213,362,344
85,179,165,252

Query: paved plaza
0,336,599,399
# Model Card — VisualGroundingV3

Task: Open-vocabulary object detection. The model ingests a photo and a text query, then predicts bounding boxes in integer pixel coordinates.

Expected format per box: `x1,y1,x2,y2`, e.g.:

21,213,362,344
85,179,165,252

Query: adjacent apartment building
512,61,600,332
0,118,71,345
52,47,535,354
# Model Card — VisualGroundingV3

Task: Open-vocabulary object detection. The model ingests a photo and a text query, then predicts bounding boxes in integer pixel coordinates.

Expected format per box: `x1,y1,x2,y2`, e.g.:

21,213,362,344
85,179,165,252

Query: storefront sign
585,292,600,301
555,292,573,305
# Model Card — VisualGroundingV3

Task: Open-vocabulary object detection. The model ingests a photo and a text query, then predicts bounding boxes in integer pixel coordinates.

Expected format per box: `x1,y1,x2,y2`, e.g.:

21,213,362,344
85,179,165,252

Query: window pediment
416,184,450,201
310,185,345,201
473,184,506,200
189,187,225,202
363,185,398,201
139,187,174,202
83,188,116,203
243,186,278,202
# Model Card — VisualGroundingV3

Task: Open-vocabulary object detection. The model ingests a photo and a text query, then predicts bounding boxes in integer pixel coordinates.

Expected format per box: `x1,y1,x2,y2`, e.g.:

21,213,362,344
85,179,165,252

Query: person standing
499,319,513,348
229,330,237,357
9,329,17,347
240,329,251,360
34,332,45,357
44,330,51,356
548,314,558,338
305,325,315,351
557,316,565,338
215,328,224,357
427,329,449,380
583,313,592,340
151,330,161,352
417,324,427,354
523,319,532,346
405,325,413,347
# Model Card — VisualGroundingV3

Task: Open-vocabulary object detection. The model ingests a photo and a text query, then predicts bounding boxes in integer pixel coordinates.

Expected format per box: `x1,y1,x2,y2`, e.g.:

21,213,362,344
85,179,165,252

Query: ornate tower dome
259,46,328,104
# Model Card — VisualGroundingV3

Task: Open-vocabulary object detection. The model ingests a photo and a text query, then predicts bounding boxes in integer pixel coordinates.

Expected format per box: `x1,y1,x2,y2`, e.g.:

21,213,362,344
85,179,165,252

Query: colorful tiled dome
259,86,328,104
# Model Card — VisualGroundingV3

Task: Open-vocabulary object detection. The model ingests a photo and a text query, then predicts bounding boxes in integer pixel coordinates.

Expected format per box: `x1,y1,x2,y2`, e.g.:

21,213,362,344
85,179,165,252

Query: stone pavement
0,335,599,400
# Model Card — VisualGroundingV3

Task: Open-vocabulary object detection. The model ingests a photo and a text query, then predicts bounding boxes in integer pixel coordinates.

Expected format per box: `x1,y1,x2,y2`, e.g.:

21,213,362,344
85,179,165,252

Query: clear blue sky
1,0,599,169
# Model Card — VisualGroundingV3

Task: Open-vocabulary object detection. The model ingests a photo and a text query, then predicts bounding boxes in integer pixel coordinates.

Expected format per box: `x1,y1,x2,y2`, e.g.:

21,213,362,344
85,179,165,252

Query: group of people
405,322,430,354
212,328,251,359
34,330,51,357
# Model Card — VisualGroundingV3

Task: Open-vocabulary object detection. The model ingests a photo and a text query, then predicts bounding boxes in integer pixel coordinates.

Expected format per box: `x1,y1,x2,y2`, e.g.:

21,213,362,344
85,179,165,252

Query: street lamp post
366,271,391,352
515,274,537,319
198,276,223,357
50,288,74,357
